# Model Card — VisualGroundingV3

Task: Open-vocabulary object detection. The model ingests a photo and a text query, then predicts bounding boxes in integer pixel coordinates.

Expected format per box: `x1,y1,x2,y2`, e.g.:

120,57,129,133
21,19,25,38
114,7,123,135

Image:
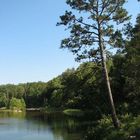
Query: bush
9,98,26,111
84,115,140,140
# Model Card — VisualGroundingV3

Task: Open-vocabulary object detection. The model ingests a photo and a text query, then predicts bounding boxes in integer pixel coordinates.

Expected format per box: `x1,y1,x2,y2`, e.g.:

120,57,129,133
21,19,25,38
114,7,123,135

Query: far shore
26,108,41,111
0,107,41,112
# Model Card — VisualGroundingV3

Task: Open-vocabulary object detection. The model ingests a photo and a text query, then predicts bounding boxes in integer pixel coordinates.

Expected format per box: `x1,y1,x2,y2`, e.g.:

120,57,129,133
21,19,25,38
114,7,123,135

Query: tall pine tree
58,0,130,128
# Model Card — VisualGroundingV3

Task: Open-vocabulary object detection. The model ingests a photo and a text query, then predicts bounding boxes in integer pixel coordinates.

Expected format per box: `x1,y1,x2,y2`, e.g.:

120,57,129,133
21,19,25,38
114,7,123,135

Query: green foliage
58,0,130,62
58,0,132,128
49,89,63,108
122,14,140,114
0,82,47,108
0,13,139,123
0,93,8,108
84,115,140,140
9,98,26,111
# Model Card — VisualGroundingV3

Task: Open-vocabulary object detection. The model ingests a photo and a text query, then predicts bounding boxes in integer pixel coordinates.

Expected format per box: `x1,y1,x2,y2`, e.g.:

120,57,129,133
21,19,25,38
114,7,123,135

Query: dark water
0,111,94,140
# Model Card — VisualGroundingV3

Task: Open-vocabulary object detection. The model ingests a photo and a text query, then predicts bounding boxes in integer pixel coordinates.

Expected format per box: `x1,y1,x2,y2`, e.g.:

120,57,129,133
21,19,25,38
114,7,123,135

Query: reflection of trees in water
25,111,93,140
0,111,26,119
0,111,93,140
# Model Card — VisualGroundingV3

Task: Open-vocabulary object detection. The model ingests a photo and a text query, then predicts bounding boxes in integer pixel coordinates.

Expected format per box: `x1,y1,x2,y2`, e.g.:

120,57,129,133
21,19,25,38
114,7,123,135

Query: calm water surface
0,111,94,140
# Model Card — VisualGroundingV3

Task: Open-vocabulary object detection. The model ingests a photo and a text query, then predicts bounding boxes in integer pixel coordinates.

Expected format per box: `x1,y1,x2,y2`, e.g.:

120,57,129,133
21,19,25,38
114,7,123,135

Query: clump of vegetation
63,109,84,117
84,115,140,140
9,98,26,111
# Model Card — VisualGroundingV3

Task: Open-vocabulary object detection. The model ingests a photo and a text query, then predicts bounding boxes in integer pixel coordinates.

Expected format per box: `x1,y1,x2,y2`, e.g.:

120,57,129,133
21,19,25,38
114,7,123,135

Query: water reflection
0,111,95,140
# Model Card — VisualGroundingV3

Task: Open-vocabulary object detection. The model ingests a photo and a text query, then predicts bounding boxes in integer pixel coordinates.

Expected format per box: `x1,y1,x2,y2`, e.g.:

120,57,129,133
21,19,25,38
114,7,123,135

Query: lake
0,111,95,140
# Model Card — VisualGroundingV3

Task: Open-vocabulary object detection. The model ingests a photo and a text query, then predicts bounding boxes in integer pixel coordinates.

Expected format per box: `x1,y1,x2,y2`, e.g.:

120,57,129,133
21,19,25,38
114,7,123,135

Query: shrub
84,115,140,140
9,98,26,111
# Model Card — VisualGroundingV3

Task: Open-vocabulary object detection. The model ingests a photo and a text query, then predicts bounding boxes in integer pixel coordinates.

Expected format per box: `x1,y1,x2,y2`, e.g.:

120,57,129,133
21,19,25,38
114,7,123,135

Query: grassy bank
63,109,85,117
0,107,24,113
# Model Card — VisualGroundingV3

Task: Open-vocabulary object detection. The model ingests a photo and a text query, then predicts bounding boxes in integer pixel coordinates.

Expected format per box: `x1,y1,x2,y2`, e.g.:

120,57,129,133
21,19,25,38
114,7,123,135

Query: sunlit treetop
57,0,131,62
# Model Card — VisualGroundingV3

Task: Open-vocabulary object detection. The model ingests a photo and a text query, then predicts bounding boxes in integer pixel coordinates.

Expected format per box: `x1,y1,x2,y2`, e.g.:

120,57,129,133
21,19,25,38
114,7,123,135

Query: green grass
63,109,85,117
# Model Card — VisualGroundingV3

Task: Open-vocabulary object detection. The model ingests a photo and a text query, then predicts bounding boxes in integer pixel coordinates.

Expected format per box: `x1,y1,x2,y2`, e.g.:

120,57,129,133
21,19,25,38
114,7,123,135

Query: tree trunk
97,23,120,129
100,45,120,128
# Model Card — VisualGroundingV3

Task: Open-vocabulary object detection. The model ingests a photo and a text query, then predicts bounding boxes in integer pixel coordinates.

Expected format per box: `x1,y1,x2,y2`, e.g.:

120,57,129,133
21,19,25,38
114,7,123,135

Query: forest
0,13,140,139
0,0,140,140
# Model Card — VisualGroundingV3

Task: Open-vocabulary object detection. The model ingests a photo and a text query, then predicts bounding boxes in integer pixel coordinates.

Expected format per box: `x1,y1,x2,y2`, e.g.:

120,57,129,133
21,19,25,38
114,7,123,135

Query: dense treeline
0,15,139,118
0,82,47,108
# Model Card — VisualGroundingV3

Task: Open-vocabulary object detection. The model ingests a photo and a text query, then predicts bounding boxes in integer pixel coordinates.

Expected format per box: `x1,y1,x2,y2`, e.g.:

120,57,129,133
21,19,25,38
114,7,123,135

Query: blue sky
0,0,139,84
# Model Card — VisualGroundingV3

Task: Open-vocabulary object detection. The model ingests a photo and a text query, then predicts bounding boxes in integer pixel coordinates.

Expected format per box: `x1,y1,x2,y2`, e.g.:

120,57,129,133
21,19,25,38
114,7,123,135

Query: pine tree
58,0,130,128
